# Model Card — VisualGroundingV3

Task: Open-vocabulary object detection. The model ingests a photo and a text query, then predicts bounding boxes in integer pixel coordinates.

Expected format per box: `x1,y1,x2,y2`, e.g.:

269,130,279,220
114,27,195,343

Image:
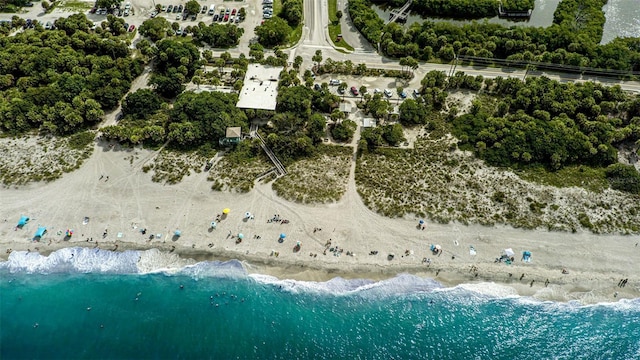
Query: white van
208,5,215,15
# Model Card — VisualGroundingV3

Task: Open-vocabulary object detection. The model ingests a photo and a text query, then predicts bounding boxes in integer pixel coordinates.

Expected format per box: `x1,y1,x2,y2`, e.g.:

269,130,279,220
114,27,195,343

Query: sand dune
1,140,639,304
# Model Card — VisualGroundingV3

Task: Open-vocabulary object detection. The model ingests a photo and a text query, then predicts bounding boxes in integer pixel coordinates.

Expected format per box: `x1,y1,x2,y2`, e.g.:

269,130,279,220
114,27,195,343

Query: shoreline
3,240,639,304
1,145,639,305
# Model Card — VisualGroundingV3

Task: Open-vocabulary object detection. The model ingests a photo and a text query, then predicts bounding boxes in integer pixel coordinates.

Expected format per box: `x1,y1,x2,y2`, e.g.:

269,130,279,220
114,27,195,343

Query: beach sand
1,142,639,304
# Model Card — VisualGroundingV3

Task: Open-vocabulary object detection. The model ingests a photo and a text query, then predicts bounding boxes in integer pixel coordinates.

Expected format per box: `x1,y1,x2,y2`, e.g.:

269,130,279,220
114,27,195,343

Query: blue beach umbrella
279,233,286,239
174,230,182,237
419,219,424,225
238,233,244,239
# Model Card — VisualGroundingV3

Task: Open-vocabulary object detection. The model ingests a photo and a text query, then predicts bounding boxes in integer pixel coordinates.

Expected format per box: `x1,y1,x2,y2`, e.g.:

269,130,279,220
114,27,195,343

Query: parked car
263,13,271,19
213,14,219,21
182,13,188,20
384,89,393,97
44,21,52,29
374,88,382,94
177,5,183,12
150,11,157,18
314,84,321,91
338,87,345,94
235,16,240,23
176,14,181,20
231,8,236,15
167,5,173,12
399,90,407,99
350,86,359,96
128,24,135,32
223,14,229,21
201,5,207,14
161,5,167,11
123,9,129,16
175,28,182,35
190,14,196,21
329,79,341,86
172,5,179,12
24,2,34,6
412,89,420,97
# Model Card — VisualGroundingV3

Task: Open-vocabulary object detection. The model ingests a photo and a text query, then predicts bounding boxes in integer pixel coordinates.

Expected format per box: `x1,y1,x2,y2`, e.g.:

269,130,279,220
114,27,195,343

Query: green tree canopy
121,89,163,120
139,17,172,42
255,17,291,47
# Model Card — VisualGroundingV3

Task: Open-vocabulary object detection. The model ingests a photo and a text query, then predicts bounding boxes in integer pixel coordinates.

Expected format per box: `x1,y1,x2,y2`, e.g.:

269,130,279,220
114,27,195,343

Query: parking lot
1,0,269,51
314,74,421,103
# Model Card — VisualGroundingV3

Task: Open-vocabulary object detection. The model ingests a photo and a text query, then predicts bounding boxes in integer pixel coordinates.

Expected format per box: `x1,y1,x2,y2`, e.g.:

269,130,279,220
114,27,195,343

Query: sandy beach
1,140,639,304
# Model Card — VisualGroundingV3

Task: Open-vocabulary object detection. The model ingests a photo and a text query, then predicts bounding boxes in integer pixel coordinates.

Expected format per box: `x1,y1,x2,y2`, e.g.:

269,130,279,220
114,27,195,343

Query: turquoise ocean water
2,247,640,359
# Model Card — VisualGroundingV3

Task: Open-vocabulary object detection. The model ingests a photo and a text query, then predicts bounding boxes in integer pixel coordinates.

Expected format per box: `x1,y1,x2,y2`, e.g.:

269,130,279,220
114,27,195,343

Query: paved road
4,1,639,94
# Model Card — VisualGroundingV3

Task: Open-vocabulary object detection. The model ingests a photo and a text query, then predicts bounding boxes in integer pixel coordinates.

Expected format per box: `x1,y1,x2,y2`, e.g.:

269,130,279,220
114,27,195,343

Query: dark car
177,5,183,12
350,86,359,96
190,14,196,21
182,13,188,20
24,2,34,6
314,84,321,91
201,5,207,14
204,161,213,171
213,14,219,21
167,5,173,12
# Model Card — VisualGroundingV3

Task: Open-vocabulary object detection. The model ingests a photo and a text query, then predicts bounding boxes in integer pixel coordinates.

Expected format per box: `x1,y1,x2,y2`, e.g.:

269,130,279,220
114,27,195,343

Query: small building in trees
236,64,283,111
219,127,242,146
361,118,377,130
339,102,353,115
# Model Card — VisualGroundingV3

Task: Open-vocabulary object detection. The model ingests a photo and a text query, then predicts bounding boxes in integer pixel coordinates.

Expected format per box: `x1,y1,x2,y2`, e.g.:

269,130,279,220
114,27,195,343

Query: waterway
601,0,640,44
374,0,640,44
373,0,561,29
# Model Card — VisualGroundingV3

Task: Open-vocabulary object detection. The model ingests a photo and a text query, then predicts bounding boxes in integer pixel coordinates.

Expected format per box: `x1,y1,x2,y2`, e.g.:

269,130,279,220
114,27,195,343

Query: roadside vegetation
349,0,640,73
255,0,303,47
327,0,353,51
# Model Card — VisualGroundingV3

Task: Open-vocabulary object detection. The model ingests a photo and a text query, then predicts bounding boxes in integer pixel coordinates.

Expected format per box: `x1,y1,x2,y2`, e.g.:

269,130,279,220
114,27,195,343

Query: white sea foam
1,247,140,274
248,272,443,297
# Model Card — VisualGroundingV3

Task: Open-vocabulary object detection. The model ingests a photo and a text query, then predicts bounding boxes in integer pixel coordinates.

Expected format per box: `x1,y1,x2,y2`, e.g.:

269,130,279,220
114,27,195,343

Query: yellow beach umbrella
223,208,230,214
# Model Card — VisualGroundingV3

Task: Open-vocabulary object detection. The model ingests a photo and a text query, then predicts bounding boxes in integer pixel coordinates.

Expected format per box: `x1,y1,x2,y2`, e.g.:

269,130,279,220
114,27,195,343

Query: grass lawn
327,0,354,51
271,0,302,46
61,0,91,10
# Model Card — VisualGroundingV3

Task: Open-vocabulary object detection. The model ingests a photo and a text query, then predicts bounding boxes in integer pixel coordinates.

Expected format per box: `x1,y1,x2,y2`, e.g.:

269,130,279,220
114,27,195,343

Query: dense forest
101,90,248,148
148,39,201,98
263,85,338,163
0,14,143,135
350,0,640,72
440,72,640,192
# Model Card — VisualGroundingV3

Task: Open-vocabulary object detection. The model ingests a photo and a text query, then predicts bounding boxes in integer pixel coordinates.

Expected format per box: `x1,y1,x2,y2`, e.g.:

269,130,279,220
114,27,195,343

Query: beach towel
469,245,476,256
